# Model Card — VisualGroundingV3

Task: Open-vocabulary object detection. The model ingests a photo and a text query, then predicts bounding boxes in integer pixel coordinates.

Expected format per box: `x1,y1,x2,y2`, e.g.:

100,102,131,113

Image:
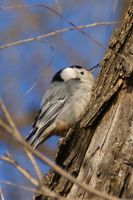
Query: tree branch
0,22,119,50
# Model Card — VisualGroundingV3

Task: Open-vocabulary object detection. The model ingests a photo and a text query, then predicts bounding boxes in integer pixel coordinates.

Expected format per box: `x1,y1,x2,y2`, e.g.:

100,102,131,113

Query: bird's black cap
52,69,64,82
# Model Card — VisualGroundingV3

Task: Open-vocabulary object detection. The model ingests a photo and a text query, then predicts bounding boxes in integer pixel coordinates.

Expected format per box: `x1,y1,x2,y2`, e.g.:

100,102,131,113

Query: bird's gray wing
26,82,69,145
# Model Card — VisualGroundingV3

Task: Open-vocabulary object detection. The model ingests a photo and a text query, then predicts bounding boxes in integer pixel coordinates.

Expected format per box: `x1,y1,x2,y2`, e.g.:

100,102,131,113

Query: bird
26,66,94,149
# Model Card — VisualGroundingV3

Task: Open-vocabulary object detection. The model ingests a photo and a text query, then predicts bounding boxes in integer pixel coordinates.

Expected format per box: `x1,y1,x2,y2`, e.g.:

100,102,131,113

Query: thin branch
0,4,120,49
0,118,42,181
0,99,21,140
0,153,38,186
0,118,12,134
0,154,67,200
0,180,37,194
0,99,42,181
0,180,91,200
0,180,57,197
26,151,42,181
0,22,119,50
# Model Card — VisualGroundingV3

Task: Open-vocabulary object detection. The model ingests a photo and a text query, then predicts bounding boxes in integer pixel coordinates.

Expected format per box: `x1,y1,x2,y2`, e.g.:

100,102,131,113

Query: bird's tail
26,127,39,148
26,123,56,149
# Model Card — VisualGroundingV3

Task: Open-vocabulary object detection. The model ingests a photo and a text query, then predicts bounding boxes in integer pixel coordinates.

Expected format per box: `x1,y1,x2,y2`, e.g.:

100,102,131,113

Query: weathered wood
35,2,133,200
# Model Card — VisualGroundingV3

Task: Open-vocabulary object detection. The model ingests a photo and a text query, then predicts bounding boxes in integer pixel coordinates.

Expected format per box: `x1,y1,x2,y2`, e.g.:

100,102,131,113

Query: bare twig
26,151,42,181
35,39,55,69
0,4,120,49
0,22,119,50
0,99,21,140
0,118,12,134
0,180,37,194
0,154,66,200
24,82,38,95
0,99,42,181
0,177,79,200
0,180,56,197
0,153,38,186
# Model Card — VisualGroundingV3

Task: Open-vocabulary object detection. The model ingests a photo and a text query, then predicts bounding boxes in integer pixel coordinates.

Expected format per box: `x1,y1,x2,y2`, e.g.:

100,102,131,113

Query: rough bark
35,2,133,200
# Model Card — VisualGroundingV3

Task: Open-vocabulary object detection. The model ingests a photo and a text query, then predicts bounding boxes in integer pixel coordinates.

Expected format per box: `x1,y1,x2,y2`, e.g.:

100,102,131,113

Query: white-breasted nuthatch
26,66,94,148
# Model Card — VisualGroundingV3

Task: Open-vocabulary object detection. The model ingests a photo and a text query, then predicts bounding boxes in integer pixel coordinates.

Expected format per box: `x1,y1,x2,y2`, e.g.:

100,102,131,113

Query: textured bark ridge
35,2,133,200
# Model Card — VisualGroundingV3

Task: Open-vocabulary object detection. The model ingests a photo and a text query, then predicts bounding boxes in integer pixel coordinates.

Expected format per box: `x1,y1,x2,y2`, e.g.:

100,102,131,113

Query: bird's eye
80,71,84,75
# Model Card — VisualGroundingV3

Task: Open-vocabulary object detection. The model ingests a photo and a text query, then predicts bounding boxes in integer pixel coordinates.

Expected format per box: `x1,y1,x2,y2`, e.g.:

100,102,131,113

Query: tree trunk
35,2,133,199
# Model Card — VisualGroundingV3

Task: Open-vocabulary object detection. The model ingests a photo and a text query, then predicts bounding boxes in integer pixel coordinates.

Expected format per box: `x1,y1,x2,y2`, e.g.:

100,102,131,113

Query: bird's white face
60,67,77,81
61,66,94,83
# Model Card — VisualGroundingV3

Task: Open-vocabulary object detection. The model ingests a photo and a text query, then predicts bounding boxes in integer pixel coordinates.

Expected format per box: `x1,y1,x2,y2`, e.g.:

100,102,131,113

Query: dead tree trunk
35,2,133,200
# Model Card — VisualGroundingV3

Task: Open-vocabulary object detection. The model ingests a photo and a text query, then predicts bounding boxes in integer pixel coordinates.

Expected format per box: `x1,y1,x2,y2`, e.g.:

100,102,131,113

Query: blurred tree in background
0,0,131,199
